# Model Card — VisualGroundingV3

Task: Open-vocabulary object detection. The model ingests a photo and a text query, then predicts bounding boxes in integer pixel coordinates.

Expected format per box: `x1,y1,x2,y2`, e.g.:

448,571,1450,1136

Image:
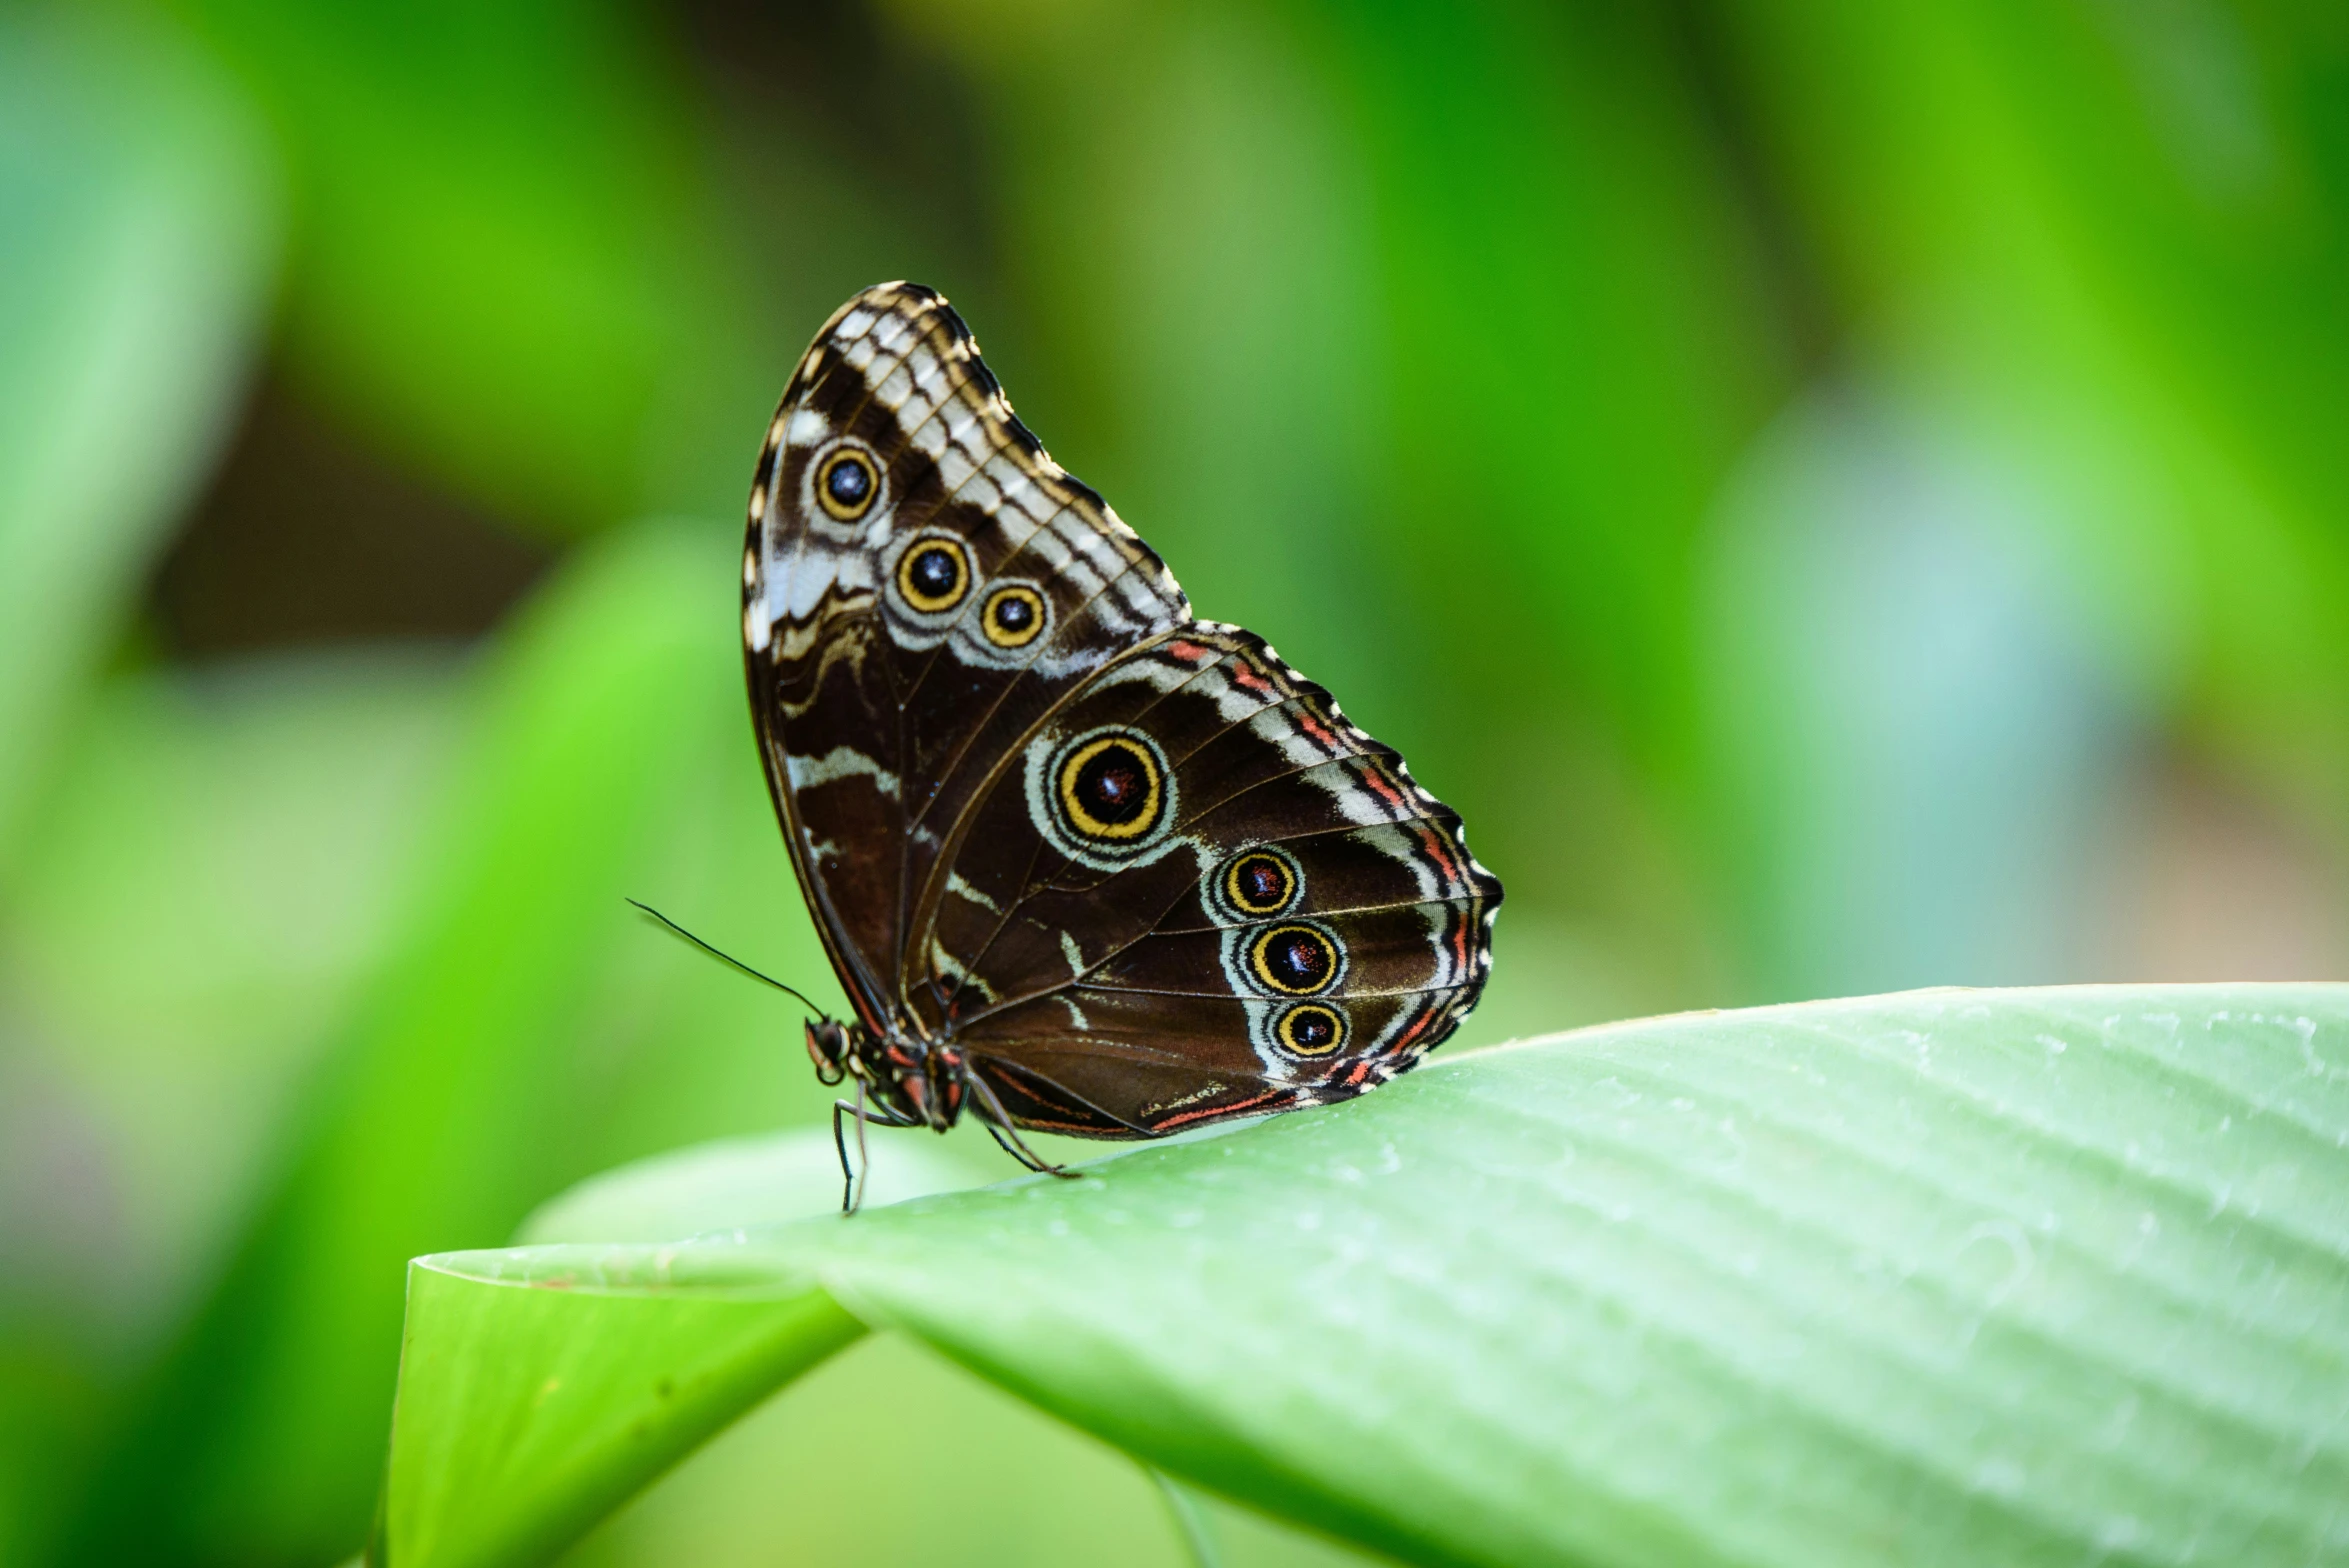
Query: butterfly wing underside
745,282,1499,1137
743,283,1190,1030
921,626,1500,1134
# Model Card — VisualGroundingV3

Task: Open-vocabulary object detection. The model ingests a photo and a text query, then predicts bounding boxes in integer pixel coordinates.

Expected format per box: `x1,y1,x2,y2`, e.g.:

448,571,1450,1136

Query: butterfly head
804,1017,853,1086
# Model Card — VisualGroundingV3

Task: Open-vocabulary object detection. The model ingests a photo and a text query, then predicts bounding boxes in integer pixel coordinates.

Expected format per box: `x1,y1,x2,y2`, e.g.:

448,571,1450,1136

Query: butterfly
741,282,1501,1205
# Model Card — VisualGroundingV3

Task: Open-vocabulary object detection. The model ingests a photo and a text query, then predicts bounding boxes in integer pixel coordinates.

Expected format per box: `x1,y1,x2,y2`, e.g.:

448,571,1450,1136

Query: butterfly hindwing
746,283,1499,1143
924,627,1499,1132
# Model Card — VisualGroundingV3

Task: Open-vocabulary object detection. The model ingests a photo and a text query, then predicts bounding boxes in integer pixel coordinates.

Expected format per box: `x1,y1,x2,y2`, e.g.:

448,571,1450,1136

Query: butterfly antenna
625,899,829,1016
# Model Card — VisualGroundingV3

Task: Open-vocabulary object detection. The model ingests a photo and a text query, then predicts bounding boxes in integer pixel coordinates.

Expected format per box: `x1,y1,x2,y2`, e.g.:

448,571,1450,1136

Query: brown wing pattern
743,283,1188,1028
747,283,1499,1140
924,627,1501,1135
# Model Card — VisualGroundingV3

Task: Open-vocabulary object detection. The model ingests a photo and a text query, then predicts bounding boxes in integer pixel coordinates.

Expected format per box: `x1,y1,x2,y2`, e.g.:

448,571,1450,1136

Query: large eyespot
816,447,879,520
1274,1002,1347,1057
1054,729,1169,845
1025,725,1180,870
1216,848,1299,919
896,537,971,613
1247,922,1342,996
982,584,1047,648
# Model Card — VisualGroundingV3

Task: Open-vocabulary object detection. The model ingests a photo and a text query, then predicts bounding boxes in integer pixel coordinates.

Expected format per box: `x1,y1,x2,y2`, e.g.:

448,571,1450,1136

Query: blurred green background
3,0,2346,1563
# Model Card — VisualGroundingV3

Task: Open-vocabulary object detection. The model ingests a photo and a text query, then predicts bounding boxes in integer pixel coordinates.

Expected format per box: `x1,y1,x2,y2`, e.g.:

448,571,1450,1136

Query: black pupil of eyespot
1291,1010,1335,1047
826,457,871,506
994,594,1034,630
911,547,957,596
1075,745,1149,824
1270,933,1330,988
1240,858,1285,905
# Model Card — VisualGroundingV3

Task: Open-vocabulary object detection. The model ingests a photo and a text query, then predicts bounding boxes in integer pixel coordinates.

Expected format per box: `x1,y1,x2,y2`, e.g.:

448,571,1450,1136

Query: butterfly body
745,283,1499,1176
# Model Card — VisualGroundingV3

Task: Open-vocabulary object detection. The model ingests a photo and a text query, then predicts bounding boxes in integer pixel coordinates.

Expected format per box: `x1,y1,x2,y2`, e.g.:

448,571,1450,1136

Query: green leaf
476,1130,1385,1568
0,4,277,850
514,1128,993,1246
564,1328,1386,1568
389,1256,863,1568
385,984,2349,1568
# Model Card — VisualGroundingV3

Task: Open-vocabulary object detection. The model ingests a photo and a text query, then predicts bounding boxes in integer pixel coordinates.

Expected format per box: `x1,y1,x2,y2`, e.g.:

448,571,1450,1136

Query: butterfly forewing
746,283,1498,1144
746,286,1186,1020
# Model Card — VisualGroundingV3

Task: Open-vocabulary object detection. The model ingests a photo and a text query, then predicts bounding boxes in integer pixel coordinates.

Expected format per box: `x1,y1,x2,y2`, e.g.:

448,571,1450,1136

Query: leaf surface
388,984,2349,1568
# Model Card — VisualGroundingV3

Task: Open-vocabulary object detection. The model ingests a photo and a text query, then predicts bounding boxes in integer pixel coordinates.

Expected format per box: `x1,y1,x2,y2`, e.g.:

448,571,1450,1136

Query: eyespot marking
896,537,971,614
1024,725,1180,872
1247,922,1341,996
1274,1002,1346,1056
1047,737,1174,859
1217,849,1300,920
983,584,1047,648
1056,731,1167,843
817,446,879,521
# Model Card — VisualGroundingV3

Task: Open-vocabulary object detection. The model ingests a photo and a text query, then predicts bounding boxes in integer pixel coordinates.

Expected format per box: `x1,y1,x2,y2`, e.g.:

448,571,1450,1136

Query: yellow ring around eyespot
1224,853,1294,916
1275,1003,1346,1056
1057,735,1163,841
897,538,970,613
982,585,1046,648
816,450,878,521
1249,923,1339,996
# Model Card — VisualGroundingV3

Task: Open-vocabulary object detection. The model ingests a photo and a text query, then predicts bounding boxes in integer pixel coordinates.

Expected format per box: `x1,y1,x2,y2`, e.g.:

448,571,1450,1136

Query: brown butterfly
739,283,1500,1205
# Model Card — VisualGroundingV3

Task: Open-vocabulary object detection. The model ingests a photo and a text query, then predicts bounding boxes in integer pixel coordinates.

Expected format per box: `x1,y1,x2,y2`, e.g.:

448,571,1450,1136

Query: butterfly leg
979,1115,1075,1177
963,1068,1084,1182
832,1080,920,1214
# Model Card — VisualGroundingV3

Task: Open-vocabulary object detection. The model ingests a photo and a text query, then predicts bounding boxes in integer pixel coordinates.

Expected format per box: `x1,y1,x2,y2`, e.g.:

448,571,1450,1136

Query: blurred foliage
0,3,275,852
1,0,2346,1562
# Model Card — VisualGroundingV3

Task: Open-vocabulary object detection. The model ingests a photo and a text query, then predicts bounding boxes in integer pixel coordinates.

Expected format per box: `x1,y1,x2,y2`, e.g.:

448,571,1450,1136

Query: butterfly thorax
805,1016,967,1132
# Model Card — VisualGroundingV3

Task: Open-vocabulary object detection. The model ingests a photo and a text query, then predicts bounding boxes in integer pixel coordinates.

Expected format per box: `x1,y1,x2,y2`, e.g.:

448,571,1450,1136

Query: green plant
11,3,2349,1564
383,984,2349,1568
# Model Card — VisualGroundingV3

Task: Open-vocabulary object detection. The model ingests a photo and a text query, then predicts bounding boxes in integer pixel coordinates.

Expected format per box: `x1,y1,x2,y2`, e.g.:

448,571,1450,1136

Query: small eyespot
1056,731,1167,843
896,537,971,613
983,585,1046,648
817,448,878,520
1274,1002,1346,1057
1221,850,1298,917
1248,923,1341,996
